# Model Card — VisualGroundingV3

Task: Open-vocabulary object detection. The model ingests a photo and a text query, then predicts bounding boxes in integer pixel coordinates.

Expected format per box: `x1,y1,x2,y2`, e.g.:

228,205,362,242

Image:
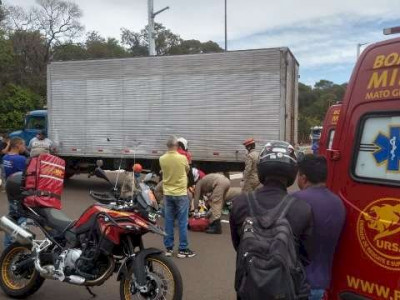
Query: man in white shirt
28,131,54,156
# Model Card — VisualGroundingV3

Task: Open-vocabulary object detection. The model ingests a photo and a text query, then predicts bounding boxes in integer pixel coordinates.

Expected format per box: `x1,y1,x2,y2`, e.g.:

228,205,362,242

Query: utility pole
224,0,227,51
147,0,169,56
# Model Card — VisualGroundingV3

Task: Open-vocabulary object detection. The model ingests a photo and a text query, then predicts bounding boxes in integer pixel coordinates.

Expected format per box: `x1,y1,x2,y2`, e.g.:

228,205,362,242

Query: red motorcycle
0,167,183,300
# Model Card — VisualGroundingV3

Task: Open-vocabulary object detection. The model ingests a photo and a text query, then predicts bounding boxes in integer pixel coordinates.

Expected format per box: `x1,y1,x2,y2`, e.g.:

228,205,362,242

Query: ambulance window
327,129,335,149
354,115,400,185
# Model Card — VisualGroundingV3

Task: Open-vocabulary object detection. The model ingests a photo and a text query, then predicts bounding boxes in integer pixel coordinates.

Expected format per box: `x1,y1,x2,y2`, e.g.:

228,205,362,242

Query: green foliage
169,39,224,55
0,84,44,130
298,80,347,143
85,31,129,58
52,42,87,60
0,0,5,25
9,30,47,96
121,23,223,56
0,32,14,87
150,23,182,55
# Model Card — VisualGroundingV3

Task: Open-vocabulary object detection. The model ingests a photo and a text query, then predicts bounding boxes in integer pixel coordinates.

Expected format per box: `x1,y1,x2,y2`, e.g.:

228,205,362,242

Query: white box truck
17,48,298,176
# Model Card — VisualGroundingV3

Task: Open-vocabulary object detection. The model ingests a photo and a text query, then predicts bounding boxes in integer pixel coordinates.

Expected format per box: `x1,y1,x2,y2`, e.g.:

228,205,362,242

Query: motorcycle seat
34,208,73,233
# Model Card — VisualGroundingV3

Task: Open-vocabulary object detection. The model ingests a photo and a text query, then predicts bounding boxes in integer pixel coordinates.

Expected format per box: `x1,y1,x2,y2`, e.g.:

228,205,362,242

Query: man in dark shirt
230,141,313,299
293,155,345,300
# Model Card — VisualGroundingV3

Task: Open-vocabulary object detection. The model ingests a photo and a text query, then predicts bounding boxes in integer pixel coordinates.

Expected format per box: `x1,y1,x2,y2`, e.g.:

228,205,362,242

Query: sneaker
165,248,173,257
177,249,196,258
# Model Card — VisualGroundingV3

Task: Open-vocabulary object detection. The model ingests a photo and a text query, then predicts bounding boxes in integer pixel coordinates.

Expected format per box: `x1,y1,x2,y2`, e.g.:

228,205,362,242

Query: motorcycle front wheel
0,243,45,298
120,254,183,300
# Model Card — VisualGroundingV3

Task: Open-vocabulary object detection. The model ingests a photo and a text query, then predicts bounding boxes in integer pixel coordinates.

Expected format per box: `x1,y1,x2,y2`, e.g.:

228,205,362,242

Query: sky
9,0,400,86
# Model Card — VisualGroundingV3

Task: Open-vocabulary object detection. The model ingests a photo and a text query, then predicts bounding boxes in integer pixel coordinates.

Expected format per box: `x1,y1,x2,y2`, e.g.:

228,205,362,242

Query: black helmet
257,141,298,186
5,172,24,201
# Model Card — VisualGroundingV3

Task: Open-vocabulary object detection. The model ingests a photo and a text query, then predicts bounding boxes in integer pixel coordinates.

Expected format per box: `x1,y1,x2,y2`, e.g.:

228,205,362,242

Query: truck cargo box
47,48,298,171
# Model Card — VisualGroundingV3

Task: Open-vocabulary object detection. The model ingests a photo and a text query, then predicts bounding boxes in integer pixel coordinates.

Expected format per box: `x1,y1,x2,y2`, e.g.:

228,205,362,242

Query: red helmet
243,138,255,147
133,164,143,173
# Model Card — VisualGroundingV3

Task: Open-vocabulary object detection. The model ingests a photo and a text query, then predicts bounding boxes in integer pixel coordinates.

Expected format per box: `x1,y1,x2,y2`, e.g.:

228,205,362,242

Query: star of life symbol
373,127,400,171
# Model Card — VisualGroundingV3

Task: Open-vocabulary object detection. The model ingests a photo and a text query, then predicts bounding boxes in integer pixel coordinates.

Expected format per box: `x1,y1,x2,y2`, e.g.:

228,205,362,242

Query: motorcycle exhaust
65,275,86,285
0,216,33,245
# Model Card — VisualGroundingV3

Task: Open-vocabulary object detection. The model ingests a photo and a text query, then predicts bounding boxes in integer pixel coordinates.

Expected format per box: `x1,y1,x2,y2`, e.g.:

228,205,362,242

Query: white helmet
192,168,200,182
177,137,188,151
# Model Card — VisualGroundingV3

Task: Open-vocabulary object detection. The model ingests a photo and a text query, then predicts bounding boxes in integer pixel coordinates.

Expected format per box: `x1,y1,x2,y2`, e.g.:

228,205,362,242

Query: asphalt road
0,174,299,300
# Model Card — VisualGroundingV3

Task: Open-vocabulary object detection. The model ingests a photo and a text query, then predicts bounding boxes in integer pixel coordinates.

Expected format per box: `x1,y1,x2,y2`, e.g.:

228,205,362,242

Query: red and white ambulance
319,103,342,158
327,36,400,299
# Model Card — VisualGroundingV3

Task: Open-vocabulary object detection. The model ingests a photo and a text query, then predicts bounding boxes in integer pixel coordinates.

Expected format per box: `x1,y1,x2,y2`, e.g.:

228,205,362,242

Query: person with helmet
230,140,313,257
177,137,192,163
121,163,143,199
193,173,231,234
242,138,260,192
177,137,196,187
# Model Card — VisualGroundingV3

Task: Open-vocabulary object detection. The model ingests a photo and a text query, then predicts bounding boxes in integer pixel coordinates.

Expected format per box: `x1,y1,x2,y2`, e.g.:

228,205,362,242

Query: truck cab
319,103,342,157
327,37,400,299
9,110,48,146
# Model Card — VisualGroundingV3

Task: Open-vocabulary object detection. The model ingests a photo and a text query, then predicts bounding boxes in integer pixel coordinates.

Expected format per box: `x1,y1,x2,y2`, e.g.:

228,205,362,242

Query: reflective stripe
39,174,63,182
40,161,65,170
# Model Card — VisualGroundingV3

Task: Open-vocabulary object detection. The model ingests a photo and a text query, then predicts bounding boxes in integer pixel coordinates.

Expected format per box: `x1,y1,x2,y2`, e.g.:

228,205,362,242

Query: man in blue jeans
159,136,196,258
293,155,345,300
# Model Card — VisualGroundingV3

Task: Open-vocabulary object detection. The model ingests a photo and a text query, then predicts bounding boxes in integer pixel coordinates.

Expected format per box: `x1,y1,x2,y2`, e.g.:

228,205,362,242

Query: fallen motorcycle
0,166,183,300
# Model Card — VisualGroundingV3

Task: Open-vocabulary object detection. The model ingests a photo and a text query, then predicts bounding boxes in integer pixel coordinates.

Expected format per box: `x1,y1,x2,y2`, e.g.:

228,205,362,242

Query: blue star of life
373,127,400,171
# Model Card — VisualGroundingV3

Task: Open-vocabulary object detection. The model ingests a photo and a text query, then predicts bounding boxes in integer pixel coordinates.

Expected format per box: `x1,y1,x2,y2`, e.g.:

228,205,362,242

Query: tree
121,23,181,56
150,23,181,55
0,84,44,131
85,31,128,59
0,32,14,88
9,30,47,96
33,0,84,62
52,42,86,60
0,0,6,26
297,80,347,143
121,23,223,56
169,39,223,55
121,28,148,56
6,0,84,63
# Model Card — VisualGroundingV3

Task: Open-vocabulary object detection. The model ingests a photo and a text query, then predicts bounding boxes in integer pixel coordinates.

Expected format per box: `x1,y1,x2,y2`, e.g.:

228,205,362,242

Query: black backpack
235,192,310,300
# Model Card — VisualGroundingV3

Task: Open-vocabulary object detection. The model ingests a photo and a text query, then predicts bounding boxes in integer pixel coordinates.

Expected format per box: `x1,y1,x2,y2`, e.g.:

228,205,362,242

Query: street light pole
357,42,367,59
147,0,169,56
148,0,155,56
224,0,227,52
